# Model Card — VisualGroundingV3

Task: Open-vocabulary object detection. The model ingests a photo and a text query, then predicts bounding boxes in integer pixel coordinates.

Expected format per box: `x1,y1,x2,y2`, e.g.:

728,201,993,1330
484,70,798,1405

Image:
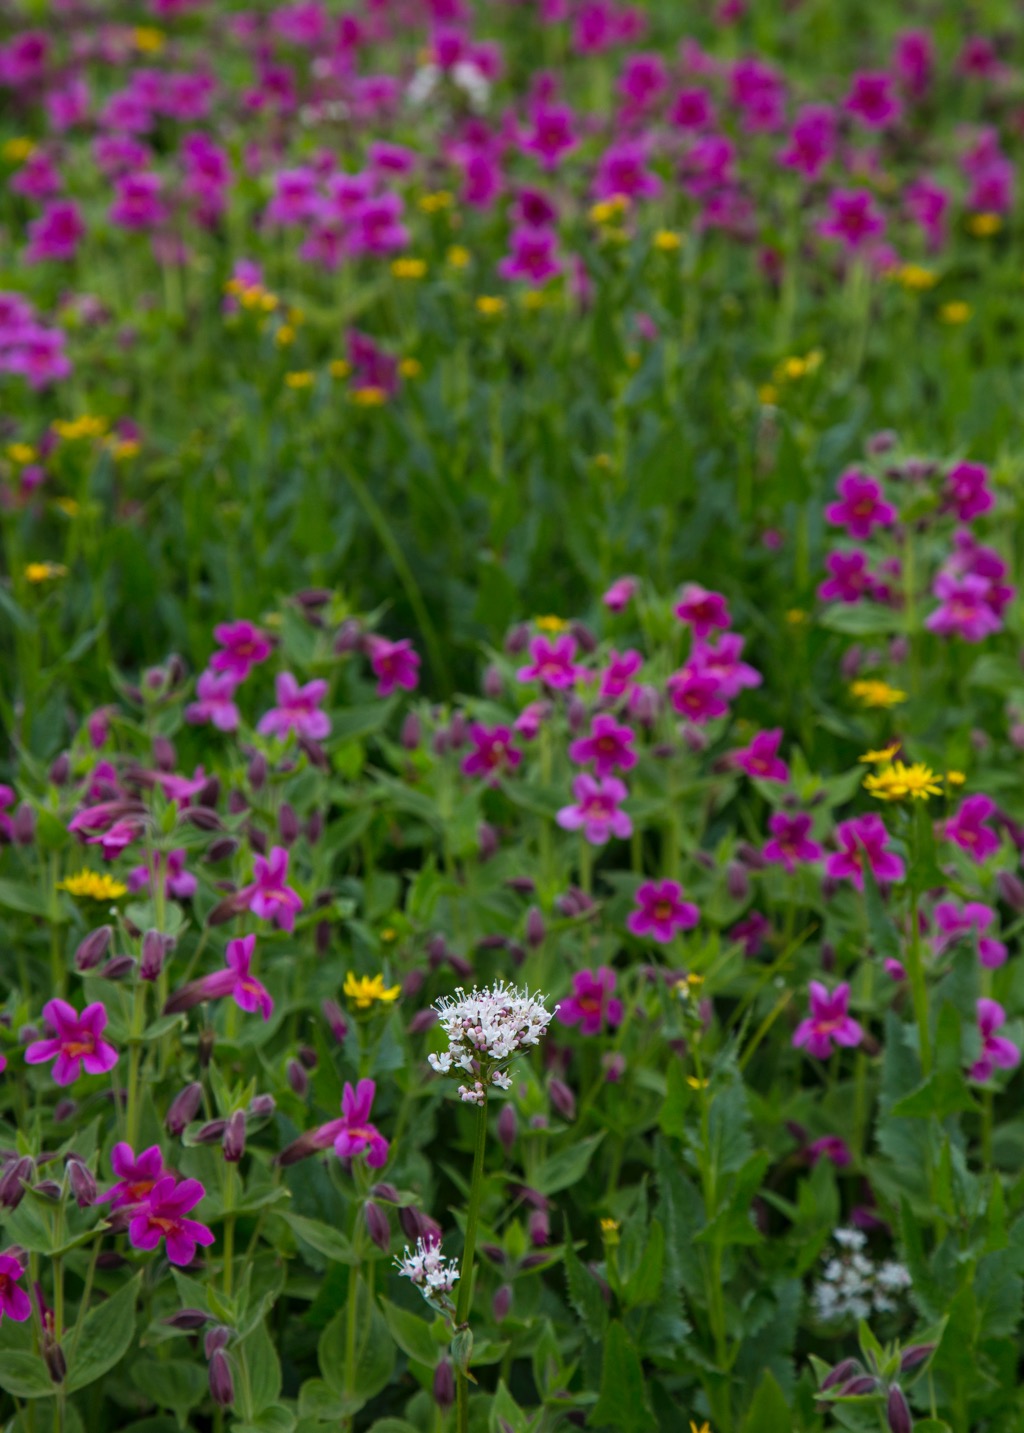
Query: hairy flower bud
821,1358,860,1391
0,1157,34,1210
478,822,499,861
400,712,421,750
164,1308,210,1330
209,1349,235,1407
205,837,240,863
43,1340,66,1384
482,664,503,700
75,925,112,972
549,1078,576,1122
249,1094,275,1118
497,1102,518,1154
525,906,546,949
140,929,173,981
492,1283,512,1322
837,1376,880,1397
887,1386,911,1433
223,1113,246,1163
101,954,136,981
13,804,35,845
528,1208,550,1247
278,803,300,846
433,1359,455,1411
321,999,348,1043
407,1009,439,1035
166,1082,203,1136
49,753,71,786
286,1059,309,1097
899,1344,935,1373
65,1158,97,1208
364,1201,391,1252
204,1325,231,1357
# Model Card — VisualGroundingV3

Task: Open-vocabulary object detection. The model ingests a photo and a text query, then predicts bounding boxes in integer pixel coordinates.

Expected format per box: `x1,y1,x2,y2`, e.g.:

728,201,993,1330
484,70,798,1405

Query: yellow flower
785,608,808,625
686,1076,711,1089
864,761,942,802
287,306,305,325
859,742,901,764
54,497,80,518
391,257,427,280
850,679,907,709
419,190,454,213
653,229,682,252
690,1423,713,1433
259,292,279,313
758,383,778,405
967,212,1002,237
380,926,398,944
447,245,471,269
3,137,36,163
6,443,37,466
476,295,506,317
343,972,401,1010
600,1218,620,1246
594,453,612,469
275,325,296,347
896,264,939,291
589,196,629,224
284,370,315,389
112,439,141,462
946,770,966,786
535,615,568,633
133,26,165,52
329,359,352,380
939,301,971,325
24,562,68,584
53,415,108,441
522,290,548,311
351,385,388,407
59,870,127,900
399,357,422,378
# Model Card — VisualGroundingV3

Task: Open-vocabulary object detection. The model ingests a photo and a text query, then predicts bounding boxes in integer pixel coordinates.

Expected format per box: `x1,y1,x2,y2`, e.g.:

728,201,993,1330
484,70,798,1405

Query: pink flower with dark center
186,670,241,733
666,670,728,724
350,194,409,256
497,225,561,285
556,775,632,845
818,550,874,604
0,1253,31,1323
944,795,1000,863
969,999,1020,1082
367,637,421,696
732,728,788,783
25,1000,118,1086
619,52,667,110
104,1144,168,1210
514,701,550,740
569,715,637,776
818,188,886,251
845,71,901,128
779,104,835,179
202,936,273,1020
763,812,822,873
257,672,330,742
241,846,303,931
128,1176,215,1266
461,724,522,782
905,176,949,250
556,968,623,1035
674,582,730,637
626,880,699,942
332,1079,389,1167
593,138,661,202
894,30,934,99
265,167,320,227
599,648,643,701
807,1135,853,1167
210,620,271,681
688,634,761,698
944,462,993,522
25,201,85,264
933,900,1005,968
669,87,715,130
825,470,897,539
128,848,196,901
602,576,638,612
516,635,583,689
825,814,905,890
520,104,578,169
730,910,769,955
925,573,1002,642
793,981,863,1058
109,171,166,230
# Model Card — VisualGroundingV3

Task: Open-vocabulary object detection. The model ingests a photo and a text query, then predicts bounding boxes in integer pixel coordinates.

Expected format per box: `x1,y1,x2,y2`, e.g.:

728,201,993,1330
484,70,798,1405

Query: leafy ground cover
3,1,1024,1430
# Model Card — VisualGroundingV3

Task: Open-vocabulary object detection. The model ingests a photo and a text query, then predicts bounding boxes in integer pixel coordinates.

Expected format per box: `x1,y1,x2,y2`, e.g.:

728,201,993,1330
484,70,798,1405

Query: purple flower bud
322,999,348,1043
278,803,300,845
867,429,898,455
205,837,240,863
433,1359,455,1411
432,728,450,756
249,1094,275,1117
519,1252,550,1271
364,1201,391,1251
13,804,35,845
166,1083,203,1136
889,636,909,664
53,1099,77,1123
997,870,1024,911
887,1386,911,1433
49,753,71,786
570,621,597,654
402,969,426,999
821,1358,860,1391
164,1308,210,1330
899,1344,935,1372
198,1028,215,1070
0,1157,34,1209
505,623,529,655
478,822,499,860
247,751,267,791
407,1009,439,1035
96,1251,129,1270
448,712,467,749
477,934,507,952
43,1340,66,1384
152,735,176,771
481,1243,506,1266
140,930,173,981
528,1208,550,1246
505,876,535,894
447,951,474,979
209,1349,235,1407
525,906,546,949
482,664,503,700
837,1376,880,1397
492,1284,512,1322
334,618,363,653
602,1052,626,1081
75,925,112,972
34,1180,63,1201
497,1102,518,1154
101,954,136,981
65,1158,97,1208
726,861,749,902
549,1078,576,1122
248,826,268,855
426,933,448,964
306,810,323,845
181,805,224,832
204,1325,231,1357
400,713,421,750
206,892,248,927
370,1182,401,1203
286,1059,309,1097
223,1112,246,1163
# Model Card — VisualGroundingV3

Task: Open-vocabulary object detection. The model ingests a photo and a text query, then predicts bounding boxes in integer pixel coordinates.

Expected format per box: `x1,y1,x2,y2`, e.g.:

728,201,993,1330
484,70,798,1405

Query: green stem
223,1161,236,1298
906,885,931,1076
124,982,148,1150
455,1091,489,1433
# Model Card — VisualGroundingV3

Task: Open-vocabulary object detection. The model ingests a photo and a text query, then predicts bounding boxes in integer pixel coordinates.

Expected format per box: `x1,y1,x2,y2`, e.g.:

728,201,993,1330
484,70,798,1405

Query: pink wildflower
568,715,637,776
925,573,1002,642
845,71,902,129
556,968,623,1035
944,462,993,522
461,724,522,782
186,670,241,733
969,999,1020,1082
104,1144,168,1210
602,576,638,612
368,637,421,696
332,1079,389,1167
825,814,905,890
763,812,822,873
626,880,699,942
128,1176,215,1266
516,635,584,689
732,729,789,783
666,670,728,724
556,775,632,845
25,1000,118,1086
0,1253,30,1323
825,470,897,539
674,582,730,638
599,648,643,701
818,188,886,251
201,936,273,1020
210,620,271,681
944,795,1000,863
688,634,761,698
807,1135,853,1167
933,900,1005,968
257,673,330,742
793,981,863,1058
241,846,303,931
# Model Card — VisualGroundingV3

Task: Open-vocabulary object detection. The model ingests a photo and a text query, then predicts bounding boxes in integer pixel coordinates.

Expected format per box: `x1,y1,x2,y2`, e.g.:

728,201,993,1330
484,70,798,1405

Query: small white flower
395,1236,460,1313
428,982,555,1097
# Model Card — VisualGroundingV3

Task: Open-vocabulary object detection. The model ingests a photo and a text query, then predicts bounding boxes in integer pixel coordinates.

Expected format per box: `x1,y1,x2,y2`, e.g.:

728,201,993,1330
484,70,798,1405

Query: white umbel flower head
395,1235,460,1318
428,981,555,1102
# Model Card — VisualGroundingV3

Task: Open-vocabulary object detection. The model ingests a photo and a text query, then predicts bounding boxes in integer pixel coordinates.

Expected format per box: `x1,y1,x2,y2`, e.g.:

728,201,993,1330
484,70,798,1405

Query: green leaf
0,1351,55,1398
564,1226,608,1340
587,1321,655,1433
238,1318,282,1416
533,1133,605,1196
318,1275,394,1412
861,863,900,961
740,1369,791,1431
488,1381,529,1433
297,1378,345,1421
367,1422,421,1433
233,1408,296,1433
0,879,50,918
282,1212,358,1264
130,1359,207,1422
380,1297,439,1367
66,1272,142,1392
622,1220,665,1308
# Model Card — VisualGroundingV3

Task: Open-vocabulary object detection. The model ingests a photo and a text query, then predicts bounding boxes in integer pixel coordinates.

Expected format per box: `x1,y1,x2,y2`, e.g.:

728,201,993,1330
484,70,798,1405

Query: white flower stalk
428,982,555,1102
395,1236,460,1318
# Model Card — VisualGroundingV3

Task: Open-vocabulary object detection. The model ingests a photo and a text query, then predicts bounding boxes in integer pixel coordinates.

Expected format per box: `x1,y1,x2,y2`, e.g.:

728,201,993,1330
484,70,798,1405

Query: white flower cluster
428,982,555,1101
407,62,490,112
394,1236,460,1313
811,1227,912,1324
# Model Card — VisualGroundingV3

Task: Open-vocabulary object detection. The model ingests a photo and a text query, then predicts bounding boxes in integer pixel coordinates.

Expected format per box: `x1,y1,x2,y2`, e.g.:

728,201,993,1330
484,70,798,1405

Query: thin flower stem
455,1090,489,1433
906,886,931,1076
124,982,148,1150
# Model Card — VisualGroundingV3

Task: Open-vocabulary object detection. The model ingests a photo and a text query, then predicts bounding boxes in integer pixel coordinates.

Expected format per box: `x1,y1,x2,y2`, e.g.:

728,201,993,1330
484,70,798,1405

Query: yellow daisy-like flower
133,26,165,52
535,615,568,633
399,357,422,379
589,196,629,225
521,290,547,312
758,383,778,406
329,359,352,380
59,870,127,900
447,245,471,269
946,770,966,786
343,972,401,1010
112,439,141,462
939,301,971,325
850,679,907,709
859,742,902,764
600,1218,620,1246
284,371,315,389
967,212,1001,238
3,137,36,163
864,761,942,802
351,385,388,407
24,562,68,584
54,497,80,518
476,295,506,317
896,264,939,291
391,257,427,280
686,1075,711,1090
419,190,454,214
53,415,109,441
275,325,296,347
6,443,37,466
690,1422,713,1433
653,229,682,252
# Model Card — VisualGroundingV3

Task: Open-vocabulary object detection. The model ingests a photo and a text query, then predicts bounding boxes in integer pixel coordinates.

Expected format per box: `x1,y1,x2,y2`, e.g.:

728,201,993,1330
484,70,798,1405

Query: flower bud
887,1386,911,1433
448,712,467,749
248,826,268,855
101,954,136,981
482,664,503,700
497,1102,517,1154
400,712,421,750
205,837,240,863
205,1327,231,1357
407,1009,438,1035
13,804,35,845
66,1158,97,1208
549,1078,576,1122
433,1359,455,1411
181,805,224,832
286,1059,309,1097
566,695,587,733
222,1113,246,1163
249,1094,275,1117
164,1308,210,1329
166,1082,203,1136
602,1052,626,1081
0,1157,34,1209
997,870,1024,911
333,618,362,653
447,951,474,979
821,1358,860,1391
247,751,267,790
306,810,323,845
209,1349,235,1407
478,822,499,860
726,861,749,902
402,969,426,1000
54,1099,77,1123
206,892,247,927
152,735,176,771
140,929,173,981
364,1201,391,1252
43,1340,66,1384
570,621,597,654
505,876,535,894
528,1208,549,1247
49,753,71,786
321,999,348,1043
34,1180,63,1201
838,1376,880,1396
525,906,545,949
899,1344,935,1372
278,803,300,845
75,925,112,972
505,623,529,654
492,1284,512,1322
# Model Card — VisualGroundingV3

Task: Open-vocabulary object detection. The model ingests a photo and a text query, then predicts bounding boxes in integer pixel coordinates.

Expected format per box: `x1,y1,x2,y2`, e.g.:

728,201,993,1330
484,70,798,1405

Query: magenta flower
807,1135,853,1167
516,635,584,690
933,900,1005,968
793,982,863,1059
128,848,196,901
818,188,886,251
599,648,643,700
109,171,167,230
732,728,789,783
367,636,421,697
25,201,86,264
779,104,835,179
513,701,551,740
257,672,330,742
944,795,1000,863
825,814,905,890
825,470,897,539
666,670,728,724
894,30,934,99
105,1144,168,1210
461,724,522,782
556,775,632,845
569,715,637,776
970,999,1020,1082
0,1253,31,1323
128,1176,215,1266
25,1000,118,1086
556,968,623,1035
519,103,578,169
601,576,638,613
203,935,273,1020
332,1079,389,1167
818,550,874,604
592,138,661,202
669,86,715,130
673,582,730,638
844,71,901,128
945,461,993,522
688,633,761,698
210,620,271,681
925,573,1002,643
186,670,241,733
241,846,303,931
730,910,770,956
763,813,822,873
497,225,561,286
627,880,699,942
905,176,949,250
